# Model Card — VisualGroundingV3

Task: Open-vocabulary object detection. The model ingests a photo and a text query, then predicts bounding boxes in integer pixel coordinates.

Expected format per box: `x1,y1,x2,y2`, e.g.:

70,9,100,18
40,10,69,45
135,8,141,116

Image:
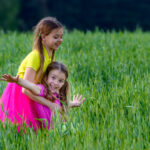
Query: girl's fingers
8,74,13,79
74,94,78,101
0,74,8,81
2,74,10,79
80,98,86,104
2,75,6,78
78,95,82,101
72,94,85,104
73,95,75,101
0,78,6,81
76,94,79,101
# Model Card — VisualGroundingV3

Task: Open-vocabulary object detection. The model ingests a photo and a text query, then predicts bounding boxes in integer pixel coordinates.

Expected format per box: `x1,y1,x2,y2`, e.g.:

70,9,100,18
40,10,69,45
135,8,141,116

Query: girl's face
47,69,66,93
42,28,63,51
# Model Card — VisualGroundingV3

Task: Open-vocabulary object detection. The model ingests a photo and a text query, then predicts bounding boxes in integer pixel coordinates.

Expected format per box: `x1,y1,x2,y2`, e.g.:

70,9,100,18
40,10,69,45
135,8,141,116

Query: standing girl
0,17,65,131
0,62,85,130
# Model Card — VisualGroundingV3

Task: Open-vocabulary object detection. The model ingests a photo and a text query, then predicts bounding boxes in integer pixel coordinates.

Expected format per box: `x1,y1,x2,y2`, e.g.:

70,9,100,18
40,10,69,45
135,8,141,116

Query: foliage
1,0,150,31
0,30,150,149
0,0,20,30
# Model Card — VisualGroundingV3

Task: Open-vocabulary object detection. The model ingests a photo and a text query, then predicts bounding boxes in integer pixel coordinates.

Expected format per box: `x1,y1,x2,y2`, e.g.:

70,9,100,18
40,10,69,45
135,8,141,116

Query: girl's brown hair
33,17,63,83
41,61,70,108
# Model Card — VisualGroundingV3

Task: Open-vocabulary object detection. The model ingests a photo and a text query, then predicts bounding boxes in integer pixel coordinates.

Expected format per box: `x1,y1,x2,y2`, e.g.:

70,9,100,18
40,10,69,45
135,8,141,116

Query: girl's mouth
49,85,57,92
55,43,61,47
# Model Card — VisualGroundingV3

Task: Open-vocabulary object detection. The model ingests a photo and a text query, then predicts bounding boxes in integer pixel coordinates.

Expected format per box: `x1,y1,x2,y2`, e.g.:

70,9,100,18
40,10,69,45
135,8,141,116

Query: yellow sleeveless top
17,47,52,82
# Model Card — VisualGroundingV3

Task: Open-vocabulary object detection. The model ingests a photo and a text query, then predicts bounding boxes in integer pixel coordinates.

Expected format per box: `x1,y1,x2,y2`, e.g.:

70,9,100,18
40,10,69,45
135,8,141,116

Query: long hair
33,17,63,83
41,61,70,108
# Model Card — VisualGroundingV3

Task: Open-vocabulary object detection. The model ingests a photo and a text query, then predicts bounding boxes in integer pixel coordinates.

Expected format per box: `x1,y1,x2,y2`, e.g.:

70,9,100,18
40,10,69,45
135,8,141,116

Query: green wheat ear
0,103,4,112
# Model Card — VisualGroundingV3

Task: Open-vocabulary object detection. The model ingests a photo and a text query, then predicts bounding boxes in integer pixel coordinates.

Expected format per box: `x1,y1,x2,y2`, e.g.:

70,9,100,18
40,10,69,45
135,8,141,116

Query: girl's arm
68,94,86,108
24,89,60,111
0,69,60,112
22,67,38,94
22,68,60,112
1,74,41,95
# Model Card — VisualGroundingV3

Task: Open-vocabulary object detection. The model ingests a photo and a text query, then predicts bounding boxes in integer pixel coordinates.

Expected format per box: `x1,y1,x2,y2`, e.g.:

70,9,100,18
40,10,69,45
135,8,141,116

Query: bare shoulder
24,67,36,82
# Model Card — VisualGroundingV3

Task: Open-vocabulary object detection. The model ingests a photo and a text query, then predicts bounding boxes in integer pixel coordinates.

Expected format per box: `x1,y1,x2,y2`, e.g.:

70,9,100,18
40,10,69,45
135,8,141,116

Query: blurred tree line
0,0,150,31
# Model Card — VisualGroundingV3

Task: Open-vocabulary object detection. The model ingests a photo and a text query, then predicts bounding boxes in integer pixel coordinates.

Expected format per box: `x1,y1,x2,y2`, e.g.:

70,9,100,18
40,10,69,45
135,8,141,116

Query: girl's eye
54,36,62,40
59,80,64,83
52,76,55,79
54,36,58,39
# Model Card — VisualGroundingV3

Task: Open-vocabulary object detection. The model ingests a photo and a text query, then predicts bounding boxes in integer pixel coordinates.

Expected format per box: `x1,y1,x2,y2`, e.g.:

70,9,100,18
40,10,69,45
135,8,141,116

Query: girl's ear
44,75,48,81
41,34,46,41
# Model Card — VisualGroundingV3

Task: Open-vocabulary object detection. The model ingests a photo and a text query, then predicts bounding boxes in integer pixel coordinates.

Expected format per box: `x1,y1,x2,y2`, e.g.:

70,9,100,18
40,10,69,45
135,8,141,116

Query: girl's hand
0,74,19,83
69,94,86,107
49,102,62,118
48,102,60,112
46,93,57,101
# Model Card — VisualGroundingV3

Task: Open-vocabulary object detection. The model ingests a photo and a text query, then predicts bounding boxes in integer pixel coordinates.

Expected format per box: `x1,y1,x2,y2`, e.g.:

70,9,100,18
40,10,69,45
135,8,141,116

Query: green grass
0,29,150,149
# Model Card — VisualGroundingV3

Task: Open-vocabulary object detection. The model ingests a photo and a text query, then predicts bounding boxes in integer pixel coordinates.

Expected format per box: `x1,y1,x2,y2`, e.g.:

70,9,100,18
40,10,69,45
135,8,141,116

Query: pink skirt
0,83,62,131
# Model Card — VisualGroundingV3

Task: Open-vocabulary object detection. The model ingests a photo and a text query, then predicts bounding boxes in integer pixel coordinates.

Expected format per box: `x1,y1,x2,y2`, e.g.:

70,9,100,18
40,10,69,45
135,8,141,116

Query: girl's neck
44,45,53,58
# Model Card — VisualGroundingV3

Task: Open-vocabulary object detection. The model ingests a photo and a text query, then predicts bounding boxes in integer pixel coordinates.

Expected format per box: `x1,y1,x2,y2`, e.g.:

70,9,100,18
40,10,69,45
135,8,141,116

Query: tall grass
0,29,149,149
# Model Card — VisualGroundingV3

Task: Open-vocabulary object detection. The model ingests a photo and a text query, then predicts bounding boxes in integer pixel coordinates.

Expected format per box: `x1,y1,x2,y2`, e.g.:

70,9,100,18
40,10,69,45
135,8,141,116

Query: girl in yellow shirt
0,17,66,131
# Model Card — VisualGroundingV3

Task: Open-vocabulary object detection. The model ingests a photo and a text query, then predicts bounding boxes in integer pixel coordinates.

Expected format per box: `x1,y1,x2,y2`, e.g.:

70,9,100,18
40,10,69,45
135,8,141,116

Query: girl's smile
42,28,63,52
47,69,66,93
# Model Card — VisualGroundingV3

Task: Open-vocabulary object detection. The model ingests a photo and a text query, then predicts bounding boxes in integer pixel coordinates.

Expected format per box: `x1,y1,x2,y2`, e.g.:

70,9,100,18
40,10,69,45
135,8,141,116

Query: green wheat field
0,29,149,149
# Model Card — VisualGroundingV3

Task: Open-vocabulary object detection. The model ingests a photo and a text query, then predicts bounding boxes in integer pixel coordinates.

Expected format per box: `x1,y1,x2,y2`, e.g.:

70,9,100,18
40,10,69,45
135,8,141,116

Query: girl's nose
54,80,58,85
59,38,63,42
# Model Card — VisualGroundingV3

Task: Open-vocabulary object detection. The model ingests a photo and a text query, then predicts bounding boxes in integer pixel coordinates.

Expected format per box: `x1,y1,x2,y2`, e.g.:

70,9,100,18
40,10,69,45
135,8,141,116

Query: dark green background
0,0,150,31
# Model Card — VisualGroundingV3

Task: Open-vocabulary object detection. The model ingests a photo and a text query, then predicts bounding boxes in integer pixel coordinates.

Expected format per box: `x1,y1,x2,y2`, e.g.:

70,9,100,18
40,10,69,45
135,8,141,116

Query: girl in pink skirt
0,62,85,131
0,16,64,131
0,16,85,131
